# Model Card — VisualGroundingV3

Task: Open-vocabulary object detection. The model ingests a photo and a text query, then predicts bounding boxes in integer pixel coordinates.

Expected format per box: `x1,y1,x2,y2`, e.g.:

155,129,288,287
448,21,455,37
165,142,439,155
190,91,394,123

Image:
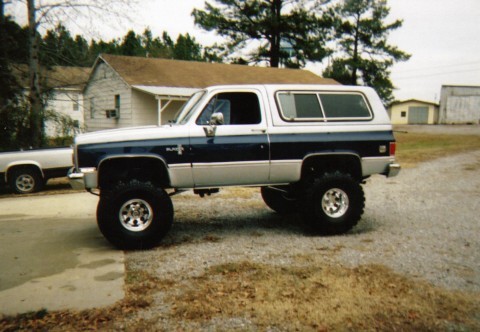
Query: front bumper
68,167,98,190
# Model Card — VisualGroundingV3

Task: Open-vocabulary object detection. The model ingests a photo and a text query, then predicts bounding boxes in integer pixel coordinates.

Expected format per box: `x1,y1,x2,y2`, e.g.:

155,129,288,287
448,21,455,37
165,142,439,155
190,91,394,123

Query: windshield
174,90,206,124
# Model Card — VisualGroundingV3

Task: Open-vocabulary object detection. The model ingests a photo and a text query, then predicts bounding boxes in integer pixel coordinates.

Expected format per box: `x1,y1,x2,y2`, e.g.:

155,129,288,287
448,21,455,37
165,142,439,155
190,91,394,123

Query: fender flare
97,154,171,188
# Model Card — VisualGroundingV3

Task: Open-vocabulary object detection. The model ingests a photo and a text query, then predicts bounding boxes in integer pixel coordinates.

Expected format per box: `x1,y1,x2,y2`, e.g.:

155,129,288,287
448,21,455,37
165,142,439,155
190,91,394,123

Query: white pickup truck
0,147,72,194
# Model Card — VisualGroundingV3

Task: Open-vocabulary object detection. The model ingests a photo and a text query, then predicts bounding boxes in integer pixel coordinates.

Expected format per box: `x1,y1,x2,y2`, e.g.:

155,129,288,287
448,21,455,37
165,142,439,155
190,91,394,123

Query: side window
320,93,371,120
278,93,323,120
196,92,261,125
276,91,372,122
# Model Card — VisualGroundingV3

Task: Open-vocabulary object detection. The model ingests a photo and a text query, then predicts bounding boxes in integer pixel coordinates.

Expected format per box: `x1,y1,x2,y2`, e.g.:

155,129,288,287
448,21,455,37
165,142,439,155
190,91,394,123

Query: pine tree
323,0,410,104
192,0,332,67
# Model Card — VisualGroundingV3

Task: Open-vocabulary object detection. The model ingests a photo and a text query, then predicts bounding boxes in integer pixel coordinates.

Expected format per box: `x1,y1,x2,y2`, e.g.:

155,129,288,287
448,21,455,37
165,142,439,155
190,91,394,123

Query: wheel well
98,157,170,190
301,154,362,181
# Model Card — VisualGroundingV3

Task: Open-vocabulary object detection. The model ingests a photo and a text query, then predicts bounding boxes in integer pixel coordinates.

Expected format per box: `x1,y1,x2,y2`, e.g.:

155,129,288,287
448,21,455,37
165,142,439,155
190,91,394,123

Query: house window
106,95,121,119
89,97,95,119
401,111,407,118
72,94,79,111
115,95,120,112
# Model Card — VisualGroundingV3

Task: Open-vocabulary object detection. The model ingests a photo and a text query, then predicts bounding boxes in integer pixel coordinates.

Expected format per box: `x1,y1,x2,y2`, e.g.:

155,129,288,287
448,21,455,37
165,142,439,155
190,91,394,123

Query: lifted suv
69,84,400,249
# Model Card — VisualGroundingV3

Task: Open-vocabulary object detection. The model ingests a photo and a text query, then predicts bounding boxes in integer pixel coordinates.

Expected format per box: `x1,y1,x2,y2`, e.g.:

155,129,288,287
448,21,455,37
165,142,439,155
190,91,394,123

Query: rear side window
278,94,323,119
276,91,372,122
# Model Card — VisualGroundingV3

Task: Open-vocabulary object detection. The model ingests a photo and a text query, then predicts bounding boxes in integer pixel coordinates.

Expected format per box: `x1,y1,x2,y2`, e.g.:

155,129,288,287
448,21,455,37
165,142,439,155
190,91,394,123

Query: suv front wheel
97,180,173,250
303,172,365,235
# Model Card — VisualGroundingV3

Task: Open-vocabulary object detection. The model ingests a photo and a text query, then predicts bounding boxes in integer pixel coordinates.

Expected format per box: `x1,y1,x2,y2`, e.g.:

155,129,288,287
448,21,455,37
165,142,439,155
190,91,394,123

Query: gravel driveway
128,149,480,293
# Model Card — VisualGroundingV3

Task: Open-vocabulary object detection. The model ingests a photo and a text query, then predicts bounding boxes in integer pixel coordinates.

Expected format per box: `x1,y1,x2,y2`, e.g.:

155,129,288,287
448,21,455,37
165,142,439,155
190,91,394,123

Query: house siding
131,90,158,126
45,89,84,137
84,62,132,132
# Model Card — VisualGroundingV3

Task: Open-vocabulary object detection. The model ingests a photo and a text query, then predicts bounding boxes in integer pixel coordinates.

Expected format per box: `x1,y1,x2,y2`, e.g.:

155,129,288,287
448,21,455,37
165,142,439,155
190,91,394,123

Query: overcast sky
7,0,480,102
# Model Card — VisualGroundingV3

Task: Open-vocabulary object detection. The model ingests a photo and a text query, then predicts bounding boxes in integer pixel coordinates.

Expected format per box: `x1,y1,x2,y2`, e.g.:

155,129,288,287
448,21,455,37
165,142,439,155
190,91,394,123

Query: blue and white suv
69,84,400,249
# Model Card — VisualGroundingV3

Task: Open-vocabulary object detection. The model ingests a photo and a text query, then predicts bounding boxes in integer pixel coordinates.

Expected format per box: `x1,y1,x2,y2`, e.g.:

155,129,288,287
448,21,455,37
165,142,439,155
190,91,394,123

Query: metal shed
439,85,480,124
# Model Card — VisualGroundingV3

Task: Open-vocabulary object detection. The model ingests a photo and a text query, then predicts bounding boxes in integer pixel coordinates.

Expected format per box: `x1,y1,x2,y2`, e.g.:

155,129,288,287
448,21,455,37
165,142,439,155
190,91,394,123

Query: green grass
395,132,480,167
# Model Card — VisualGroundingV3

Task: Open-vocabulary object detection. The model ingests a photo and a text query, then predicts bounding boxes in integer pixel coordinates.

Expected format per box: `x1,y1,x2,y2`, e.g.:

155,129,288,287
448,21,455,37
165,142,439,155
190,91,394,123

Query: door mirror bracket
203,125,216,137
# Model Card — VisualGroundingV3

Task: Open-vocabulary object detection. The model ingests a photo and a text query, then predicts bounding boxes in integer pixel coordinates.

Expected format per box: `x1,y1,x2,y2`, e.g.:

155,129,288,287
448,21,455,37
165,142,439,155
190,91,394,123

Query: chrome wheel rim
15,174,35,193
321,188,349,218
119,199,153,232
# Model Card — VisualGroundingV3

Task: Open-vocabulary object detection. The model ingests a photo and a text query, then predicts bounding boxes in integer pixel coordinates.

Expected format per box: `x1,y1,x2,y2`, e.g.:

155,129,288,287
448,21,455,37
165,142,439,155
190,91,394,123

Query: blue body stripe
270,131,394,160
77,130,394,168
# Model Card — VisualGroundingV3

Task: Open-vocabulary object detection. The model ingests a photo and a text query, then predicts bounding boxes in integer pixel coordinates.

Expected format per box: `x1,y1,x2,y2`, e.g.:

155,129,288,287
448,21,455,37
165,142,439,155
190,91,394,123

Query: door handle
251,129,266,133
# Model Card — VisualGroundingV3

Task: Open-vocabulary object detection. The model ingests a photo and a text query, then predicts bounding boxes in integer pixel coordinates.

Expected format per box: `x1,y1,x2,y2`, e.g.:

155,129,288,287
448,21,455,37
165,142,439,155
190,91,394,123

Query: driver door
189,90,270,187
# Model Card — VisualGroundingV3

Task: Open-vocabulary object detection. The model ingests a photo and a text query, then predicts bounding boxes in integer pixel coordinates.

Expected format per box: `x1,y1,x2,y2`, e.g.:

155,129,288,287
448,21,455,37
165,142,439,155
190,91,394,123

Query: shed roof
390,99,439,107
98,54,338,88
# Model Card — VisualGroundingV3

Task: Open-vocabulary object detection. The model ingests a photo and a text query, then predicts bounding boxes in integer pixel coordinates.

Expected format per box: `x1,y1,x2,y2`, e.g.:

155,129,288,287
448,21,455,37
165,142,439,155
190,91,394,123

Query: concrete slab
0,192,124,316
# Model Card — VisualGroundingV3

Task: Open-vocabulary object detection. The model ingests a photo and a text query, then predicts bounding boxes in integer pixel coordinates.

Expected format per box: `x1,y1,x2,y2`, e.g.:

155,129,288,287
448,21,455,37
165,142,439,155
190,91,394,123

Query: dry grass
165,260,480,331
395,132,480,168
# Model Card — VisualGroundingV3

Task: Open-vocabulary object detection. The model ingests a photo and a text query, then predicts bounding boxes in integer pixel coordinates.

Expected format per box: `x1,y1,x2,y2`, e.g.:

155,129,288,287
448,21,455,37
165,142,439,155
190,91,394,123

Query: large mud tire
97,180,173,250
303,172,364,235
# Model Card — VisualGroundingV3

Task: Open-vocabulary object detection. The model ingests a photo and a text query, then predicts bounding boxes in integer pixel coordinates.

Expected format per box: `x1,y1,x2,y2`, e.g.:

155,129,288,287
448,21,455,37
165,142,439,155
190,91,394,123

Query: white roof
132,85,200,98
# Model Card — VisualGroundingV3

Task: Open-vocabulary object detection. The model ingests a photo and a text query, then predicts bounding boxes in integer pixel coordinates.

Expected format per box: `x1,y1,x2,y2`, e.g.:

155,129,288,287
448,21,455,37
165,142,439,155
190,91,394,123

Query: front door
189,90,270,187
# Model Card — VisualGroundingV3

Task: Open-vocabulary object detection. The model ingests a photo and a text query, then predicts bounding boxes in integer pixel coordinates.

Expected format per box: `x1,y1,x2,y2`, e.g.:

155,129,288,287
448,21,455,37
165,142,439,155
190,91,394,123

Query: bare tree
10,0,137,147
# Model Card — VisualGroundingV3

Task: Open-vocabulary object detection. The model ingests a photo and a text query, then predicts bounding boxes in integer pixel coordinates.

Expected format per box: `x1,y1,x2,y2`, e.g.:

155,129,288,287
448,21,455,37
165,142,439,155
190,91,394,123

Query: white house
83,54,338,132
12,65,90,137
43,66,90,137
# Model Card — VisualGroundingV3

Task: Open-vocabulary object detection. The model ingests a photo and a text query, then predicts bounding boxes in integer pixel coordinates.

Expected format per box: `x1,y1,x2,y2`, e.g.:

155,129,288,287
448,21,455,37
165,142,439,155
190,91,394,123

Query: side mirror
210,112,224,125
203,112,224,137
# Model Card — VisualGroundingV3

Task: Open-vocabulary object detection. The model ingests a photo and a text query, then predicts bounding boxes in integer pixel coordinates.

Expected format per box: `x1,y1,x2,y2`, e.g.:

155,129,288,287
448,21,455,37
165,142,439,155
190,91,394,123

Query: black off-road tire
261,186,298,214
302,172,365,235
97,180,174,250
8,167,44,194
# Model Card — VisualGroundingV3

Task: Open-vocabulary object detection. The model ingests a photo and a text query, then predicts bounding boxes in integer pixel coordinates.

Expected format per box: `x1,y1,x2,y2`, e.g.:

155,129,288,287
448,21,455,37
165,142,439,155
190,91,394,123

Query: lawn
394,132,480,167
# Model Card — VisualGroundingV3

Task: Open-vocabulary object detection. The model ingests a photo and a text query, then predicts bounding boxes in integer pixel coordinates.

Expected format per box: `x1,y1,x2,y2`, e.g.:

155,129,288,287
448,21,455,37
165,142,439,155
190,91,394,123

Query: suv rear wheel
97,180,173,250
303,172,364,235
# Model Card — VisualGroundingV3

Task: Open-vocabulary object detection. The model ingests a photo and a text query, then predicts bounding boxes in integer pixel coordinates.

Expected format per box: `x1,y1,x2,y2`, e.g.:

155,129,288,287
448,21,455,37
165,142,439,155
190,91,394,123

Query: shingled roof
98,54,338,88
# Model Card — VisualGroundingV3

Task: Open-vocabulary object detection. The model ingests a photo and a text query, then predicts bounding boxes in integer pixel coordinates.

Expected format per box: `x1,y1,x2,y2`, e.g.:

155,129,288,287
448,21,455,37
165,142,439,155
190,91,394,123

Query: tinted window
276,91,372,122
278,93,323,119
320,93,371,119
